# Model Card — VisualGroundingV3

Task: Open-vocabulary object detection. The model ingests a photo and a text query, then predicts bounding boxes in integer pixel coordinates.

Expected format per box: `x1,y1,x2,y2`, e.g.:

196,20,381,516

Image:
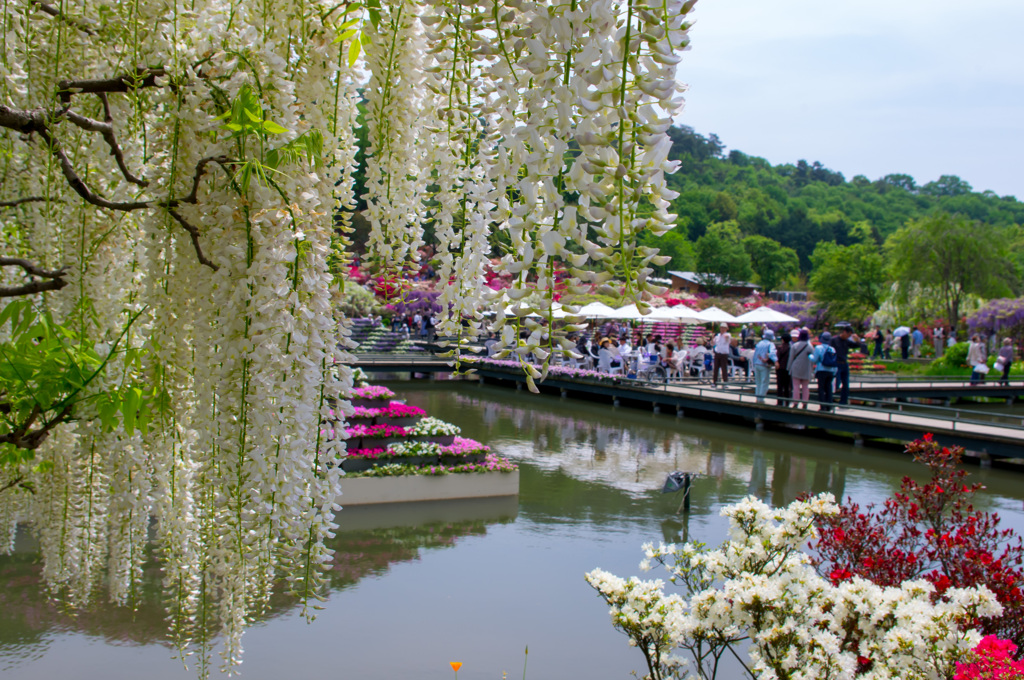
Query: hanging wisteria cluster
0,0,695,673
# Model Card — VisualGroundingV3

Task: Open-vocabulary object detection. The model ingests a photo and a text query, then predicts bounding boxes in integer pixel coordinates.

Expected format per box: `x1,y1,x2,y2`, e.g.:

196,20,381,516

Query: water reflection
0,497,515,675
2,382,1023,680
442,388,862,512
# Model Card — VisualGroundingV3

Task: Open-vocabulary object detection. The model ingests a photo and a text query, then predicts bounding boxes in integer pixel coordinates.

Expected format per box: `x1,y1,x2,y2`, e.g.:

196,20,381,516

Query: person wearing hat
752,329,778,402
787,329,813,408
712,323,732,386
812,331,838,412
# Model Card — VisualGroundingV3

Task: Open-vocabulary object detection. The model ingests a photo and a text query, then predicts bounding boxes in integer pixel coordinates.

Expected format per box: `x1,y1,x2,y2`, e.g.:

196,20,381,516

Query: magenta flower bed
346,447,389,460
351,406,384,419
345,423,409,439
379,403,426,418
439,437,490,456
420,453,518,475
352,385,395,400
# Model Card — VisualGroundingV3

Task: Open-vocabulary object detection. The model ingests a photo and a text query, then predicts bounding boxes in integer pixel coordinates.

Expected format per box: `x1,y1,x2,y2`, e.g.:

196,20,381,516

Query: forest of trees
635,126,1024,329
646,125,1024,276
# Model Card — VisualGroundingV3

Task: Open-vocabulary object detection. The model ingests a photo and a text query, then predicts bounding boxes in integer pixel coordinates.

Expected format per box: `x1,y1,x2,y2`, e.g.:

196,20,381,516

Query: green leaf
121,387,142,435
261,120,288,135
349,38,363,66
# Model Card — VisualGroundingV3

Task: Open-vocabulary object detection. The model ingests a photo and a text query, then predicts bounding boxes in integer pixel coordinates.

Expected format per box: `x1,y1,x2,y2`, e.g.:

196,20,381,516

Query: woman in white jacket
967,335,987,385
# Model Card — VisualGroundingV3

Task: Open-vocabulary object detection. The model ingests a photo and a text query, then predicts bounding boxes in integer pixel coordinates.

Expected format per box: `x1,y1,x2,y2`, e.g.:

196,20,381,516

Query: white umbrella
647,305,701,323
608,303,647,320
576,301,618,318
733,307,799,324
694,306,737,323
893,326,911,337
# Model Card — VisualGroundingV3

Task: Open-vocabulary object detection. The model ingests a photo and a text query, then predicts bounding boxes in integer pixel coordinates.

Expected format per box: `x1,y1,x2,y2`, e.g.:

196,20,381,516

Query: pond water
3,381,1024,680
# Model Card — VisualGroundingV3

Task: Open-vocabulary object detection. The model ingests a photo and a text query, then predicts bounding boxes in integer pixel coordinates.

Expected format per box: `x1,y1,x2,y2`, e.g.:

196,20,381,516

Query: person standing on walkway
812,331,838,412
996,338,1014,385
967,334,988,385
787,329,813,408
872,328,884,359
713,323,732,386
933,326,944,357
775,332,792,405
900,330,911,360
912,327,924,358
752,329,778,402
830,325,853,405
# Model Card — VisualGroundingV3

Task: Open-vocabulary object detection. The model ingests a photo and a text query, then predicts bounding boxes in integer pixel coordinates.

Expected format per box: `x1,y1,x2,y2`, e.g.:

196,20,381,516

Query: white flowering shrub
587,495,1002,680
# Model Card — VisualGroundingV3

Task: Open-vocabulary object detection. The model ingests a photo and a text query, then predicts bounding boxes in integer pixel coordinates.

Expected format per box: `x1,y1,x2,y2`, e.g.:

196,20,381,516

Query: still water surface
3,382,1024,680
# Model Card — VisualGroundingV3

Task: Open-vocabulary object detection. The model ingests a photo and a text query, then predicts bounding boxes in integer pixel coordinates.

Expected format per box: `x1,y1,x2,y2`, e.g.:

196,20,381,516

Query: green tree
742,235,799,295
809,241,887,321
886,213,1021,330
644,229,694,276
694,221,753,296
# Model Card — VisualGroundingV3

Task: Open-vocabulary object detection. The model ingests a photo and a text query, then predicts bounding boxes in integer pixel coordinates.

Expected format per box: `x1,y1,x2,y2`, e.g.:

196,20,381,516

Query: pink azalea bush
955,636,1024,680
352,385,395,400
349,453,518,477
344,423,409,439
379,403,426,418
350,406,382,419
440,437,490,456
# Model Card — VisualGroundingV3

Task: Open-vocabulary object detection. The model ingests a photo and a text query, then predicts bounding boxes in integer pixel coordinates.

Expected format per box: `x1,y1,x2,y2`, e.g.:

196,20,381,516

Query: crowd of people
552,322,1018,411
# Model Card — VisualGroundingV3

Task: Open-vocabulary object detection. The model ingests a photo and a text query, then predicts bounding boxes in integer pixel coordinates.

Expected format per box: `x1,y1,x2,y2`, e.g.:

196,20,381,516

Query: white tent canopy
576,301,619,318
695,306,738,324
733,307,799,324
606,303,647,320
646,305,701,323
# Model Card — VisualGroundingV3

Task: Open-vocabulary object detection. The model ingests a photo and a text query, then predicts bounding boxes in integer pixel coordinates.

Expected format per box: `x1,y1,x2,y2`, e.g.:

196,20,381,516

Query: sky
675,0,1024,199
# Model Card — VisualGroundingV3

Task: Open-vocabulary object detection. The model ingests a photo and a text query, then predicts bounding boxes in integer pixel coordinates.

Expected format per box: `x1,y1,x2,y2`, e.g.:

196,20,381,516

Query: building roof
667,271,760,290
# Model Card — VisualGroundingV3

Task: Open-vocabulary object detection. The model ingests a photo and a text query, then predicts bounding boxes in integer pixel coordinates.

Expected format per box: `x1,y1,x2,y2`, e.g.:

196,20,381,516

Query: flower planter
419,434,456,446
440,453,486,465
351,397,391,409
357,436,411,450
342,454,439,472
394,454,439,467
341,457,378,472
339,470,520,505
374,415,422,428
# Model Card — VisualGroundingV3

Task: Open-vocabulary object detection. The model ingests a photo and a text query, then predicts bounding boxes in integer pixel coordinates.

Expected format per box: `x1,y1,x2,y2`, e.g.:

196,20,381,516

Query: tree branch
166,209,220,271
2,74,230,274
0,257,69,297
56,67,166,105
0,404,73,450
34,126,151,211
31,1,95,36
0,197,46,208
64,94,149,187
164,155,233,207
0,475,32,494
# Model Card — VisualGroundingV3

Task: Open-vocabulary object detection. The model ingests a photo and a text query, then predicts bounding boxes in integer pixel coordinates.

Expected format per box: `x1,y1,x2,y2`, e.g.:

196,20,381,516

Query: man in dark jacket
830,324,853,405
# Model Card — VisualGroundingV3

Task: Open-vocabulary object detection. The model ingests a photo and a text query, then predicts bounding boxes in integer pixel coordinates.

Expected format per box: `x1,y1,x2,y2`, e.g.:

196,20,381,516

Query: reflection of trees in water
447,393,755,497
0,516,505,666
325,522,490,589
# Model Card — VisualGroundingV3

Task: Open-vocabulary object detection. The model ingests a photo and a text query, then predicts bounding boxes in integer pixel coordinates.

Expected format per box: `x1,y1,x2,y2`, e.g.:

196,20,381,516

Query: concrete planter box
418,434,456,446
341,454,438,472
339,470,519,506
351,397,393,409
439,452,486,465
373,415,422,428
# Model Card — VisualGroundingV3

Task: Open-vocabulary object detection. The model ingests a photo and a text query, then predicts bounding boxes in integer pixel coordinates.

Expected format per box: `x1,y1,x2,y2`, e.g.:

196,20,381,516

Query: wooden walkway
471,367,1024,461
